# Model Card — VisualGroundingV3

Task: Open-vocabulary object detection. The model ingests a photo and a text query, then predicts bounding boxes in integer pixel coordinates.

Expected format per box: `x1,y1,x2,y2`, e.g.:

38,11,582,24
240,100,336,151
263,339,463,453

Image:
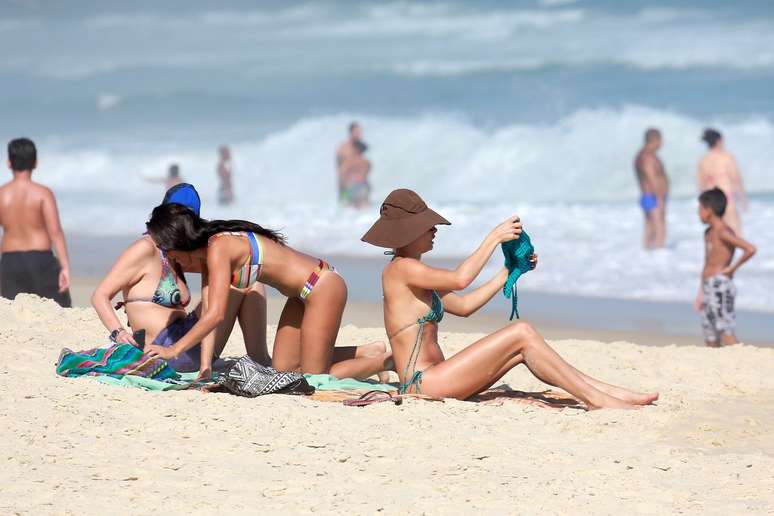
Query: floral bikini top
116,248,190,310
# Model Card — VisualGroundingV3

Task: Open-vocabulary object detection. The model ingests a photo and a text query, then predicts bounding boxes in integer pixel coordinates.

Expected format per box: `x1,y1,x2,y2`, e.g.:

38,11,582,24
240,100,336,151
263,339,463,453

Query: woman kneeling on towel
362,189,658,409
92,184,270,373
143,202,391,381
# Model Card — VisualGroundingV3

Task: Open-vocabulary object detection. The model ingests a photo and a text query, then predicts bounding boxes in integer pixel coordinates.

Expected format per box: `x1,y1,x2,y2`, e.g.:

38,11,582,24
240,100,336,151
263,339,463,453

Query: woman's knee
506,321,539,350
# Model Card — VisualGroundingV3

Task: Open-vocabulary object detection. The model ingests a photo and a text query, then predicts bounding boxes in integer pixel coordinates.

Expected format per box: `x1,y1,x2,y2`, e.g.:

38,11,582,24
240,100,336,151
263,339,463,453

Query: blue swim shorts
640,193,658,213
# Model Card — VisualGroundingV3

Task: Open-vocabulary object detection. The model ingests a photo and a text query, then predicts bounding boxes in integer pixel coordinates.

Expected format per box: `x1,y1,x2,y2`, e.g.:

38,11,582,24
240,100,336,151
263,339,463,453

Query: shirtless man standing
697,128,747,235
634,128,669,249
336,121,366,206
0,138,72,307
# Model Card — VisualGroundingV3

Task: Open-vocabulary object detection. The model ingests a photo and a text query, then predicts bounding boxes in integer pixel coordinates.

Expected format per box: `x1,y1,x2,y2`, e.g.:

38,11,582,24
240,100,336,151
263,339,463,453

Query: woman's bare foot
357,340,388,358
597,386,659,406
376,353,396,384
356,340,394,383
586,397,640,411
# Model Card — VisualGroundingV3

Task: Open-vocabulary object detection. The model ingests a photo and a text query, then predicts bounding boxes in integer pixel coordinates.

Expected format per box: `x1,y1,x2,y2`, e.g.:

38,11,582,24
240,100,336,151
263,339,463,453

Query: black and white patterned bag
217,355,314,397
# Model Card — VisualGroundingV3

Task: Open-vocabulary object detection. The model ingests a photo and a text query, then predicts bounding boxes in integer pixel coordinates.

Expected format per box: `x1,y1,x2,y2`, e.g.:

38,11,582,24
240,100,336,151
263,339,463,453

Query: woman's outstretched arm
145,241,232,377
397,216,522,292
441,254,537,317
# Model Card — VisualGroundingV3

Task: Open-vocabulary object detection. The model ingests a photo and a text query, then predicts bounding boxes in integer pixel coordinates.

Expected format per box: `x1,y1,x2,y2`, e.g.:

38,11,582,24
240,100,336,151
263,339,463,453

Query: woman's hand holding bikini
490,215,522,243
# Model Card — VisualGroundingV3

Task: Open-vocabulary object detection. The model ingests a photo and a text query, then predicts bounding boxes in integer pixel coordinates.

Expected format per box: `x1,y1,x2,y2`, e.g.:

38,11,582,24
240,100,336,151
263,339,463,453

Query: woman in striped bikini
144,202,391,381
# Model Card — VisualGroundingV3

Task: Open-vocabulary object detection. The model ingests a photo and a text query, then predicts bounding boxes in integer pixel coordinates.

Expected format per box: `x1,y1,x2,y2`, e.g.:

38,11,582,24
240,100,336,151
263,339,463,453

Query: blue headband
162,183,201,216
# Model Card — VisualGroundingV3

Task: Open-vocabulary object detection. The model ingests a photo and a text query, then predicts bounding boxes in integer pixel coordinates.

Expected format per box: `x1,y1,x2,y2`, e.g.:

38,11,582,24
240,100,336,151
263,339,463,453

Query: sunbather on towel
142,201,393,381
362,189,659,409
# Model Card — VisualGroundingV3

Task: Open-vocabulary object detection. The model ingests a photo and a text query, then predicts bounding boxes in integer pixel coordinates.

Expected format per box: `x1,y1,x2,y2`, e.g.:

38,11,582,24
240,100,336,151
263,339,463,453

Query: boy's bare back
0,178,58,253
702,223,735,280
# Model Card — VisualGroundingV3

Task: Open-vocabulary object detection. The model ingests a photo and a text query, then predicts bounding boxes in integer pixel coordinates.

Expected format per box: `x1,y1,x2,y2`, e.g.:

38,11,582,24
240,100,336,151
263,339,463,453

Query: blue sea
1,0,773,312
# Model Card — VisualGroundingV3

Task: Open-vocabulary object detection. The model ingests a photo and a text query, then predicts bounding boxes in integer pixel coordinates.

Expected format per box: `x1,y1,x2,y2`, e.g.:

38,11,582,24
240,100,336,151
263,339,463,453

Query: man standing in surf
0,138,72,307
634,128,669,249
336,121,371,207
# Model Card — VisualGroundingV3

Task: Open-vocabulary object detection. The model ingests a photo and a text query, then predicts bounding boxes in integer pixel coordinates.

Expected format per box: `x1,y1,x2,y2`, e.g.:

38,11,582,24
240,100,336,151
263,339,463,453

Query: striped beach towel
56,344,178,380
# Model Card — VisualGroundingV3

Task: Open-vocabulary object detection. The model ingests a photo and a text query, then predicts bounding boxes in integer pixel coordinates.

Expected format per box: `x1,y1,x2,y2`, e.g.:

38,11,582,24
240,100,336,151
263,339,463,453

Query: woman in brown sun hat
362,189,658,409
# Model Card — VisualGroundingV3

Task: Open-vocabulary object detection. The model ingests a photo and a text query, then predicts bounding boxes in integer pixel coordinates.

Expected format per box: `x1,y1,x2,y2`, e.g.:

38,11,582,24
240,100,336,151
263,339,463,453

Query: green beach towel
91,372,392,393
94,372,201,391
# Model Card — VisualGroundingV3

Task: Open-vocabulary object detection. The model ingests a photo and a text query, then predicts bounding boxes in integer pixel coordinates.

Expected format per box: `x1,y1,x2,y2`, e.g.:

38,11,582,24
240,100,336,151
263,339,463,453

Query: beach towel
56,343,178,381
501,230,535,320
304,374,393,392
94,372,200,391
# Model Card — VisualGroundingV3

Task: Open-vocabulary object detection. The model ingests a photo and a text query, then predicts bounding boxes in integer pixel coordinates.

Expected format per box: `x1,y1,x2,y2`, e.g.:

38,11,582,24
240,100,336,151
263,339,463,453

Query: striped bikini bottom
299,259,337,301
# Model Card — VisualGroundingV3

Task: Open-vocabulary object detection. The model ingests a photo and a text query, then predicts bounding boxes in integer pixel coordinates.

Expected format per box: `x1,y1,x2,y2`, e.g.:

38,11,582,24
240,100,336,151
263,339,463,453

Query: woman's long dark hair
146,203,285,252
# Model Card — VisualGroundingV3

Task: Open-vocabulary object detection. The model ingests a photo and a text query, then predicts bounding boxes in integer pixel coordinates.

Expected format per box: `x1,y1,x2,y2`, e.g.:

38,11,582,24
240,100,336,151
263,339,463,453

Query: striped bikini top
208,231,264,288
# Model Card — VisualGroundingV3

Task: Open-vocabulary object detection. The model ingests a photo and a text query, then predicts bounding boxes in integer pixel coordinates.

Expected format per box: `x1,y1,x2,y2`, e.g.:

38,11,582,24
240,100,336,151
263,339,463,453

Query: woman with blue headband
91,184,270,372
362,189,658,409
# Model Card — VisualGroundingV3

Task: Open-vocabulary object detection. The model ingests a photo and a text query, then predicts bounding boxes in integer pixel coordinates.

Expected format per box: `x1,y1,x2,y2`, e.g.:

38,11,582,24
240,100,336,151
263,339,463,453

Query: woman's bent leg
299,273,388,379
238,282,270,365
332,341,387,361
420,322,639,409
271,297,304,372
298,273,346,374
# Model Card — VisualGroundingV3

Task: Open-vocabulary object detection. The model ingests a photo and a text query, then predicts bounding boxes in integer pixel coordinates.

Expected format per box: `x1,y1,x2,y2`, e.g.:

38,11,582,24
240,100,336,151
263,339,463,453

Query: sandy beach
2,294,773,514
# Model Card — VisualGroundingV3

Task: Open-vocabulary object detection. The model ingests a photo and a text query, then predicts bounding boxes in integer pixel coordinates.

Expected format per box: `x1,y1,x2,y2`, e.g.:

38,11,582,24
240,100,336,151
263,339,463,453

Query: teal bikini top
418,290,444,324
389,290,444,395
502,230,534,320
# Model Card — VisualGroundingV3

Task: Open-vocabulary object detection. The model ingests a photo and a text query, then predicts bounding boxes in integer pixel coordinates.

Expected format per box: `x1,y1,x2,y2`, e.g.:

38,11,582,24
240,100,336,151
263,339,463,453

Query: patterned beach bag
217,355,314,397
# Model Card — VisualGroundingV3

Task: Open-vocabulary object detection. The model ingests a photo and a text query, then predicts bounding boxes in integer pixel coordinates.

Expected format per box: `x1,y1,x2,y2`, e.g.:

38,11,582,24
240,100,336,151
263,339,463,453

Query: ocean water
1,1,773,312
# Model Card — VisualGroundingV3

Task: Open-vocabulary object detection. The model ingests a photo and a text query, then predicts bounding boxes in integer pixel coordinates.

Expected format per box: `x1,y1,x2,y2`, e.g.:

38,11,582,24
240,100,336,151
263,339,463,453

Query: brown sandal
343,390,402,407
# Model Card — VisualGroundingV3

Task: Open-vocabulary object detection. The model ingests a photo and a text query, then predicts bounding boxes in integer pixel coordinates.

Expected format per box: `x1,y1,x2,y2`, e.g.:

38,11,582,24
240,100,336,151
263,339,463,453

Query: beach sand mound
1,295,773,514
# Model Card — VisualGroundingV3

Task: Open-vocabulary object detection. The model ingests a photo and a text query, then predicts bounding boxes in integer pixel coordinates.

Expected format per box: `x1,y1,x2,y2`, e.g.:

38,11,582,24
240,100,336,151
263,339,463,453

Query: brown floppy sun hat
361,188,450,249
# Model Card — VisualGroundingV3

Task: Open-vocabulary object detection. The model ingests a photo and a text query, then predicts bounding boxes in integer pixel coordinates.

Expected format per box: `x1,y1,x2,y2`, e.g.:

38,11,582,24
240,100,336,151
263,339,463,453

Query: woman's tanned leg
298,273,345,374
239,282,270,366
301,273,389,379
420,322,638,409
567,365,658,405
271,297,304,372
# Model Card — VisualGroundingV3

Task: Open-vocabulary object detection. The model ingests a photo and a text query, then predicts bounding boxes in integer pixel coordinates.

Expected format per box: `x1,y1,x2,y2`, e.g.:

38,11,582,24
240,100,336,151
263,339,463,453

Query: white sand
1,295,773,514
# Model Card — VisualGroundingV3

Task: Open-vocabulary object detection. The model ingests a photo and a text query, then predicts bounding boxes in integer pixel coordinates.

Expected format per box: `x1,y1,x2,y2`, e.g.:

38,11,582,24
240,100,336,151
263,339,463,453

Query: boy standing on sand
695,188,755,347
0,138,72,307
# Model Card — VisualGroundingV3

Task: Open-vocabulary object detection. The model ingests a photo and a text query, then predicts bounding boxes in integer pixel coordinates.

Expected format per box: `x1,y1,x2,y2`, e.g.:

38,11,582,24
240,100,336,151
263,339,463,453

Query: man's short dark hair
169,164,180,178
702,128,722,148
699,187,727,217
8,138,37,171
644,128,661,143
348,121,359,134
